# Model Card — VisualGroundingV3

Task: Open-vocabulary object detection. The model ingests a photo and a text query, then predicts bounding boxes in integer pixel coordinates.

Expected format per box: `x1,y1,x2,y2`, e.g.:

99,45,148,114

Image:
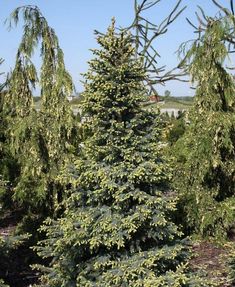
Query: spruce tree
0,58,6,195
0,59,9,287
0,58,19,209
2,6,77,216
174,18,235,239
0,54,36,211
0,7,77,284
36,21,209,287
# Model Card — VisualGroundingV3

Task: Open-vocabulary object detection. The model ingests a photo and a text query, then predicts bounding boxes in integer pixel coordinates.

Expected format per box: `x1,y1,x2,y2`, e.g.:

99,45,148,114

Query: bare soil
1,211,234,286
190,241,234,287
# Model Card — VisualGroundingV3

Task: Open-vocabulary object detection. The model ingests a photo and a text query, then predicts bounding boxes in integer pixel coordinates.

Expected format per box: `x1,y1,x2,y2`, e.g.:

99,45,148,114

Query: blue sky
0,0,231,96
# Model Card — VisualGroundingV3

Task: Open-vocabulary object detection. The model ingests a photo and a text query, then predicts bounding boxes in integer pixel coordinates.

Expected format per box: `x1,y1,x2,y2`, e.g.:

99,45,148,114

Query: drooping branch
212,0,232,16
4,5,76,213
185,1,235,46
0,58,5,91
178,0,235,83
6,5,74,110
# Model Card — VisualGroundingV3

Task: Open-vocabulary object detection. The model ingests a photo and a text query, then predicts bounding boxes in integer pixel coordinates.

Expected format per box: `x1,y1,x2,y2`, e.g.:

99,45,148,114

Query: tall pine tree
36,21,209,287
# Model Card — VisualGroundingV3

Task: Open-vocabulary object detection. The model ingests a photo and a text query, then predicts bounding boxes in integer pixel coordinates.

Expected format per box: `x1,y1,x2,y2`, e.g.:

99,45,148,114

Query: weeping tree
2,6,77,218
0,54,36,213
0,58,6,194
0,59,28,287
35,21,210,287
186,0,235,47
0,58,18,210
0,59,8,287
0,58,6,178
0,58,4,91
173,8,235,239
0,7,78,285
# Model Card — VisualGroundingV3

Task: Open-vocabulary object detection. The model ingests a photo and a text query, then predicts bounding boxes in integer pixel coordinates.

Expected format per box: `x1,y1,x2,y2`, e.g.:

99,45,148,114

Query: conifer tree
0,58,6,193
2,6,77,216
0,58,18,209
0,58,15,287
0,54,36,212
36,21,209,287
174,17,235,239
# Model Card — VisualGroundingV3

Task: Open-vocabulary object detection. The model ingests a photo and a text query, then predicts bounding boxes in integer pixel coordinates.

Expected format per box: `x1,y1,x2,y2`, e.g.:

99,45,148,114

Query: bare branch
186,18,200,31
231,0,234,15
110,0,188,94
212,0,231,16
142,0,161,11
195,12,208,28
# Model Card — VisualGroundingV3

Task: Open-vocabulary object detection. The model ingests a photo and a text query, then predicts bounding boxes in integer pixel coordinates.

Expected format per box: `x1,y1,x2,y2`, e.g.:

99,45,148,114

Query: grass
160,100,193,109
33,96,194,111
143,99,193,111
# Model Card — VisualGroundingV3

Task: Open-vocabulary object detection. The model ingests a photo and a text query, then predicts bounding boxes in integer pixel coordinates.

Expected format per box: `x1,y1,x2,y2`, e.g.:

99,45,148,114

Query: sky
0,0,232,97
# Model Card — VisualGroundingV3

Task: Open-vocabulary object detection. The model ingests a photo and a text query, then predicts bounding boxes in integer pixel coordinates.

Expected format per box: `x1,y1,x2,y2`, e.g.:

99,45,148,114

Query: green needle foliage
1,55,36,211
1,5,77,217
174,18,235,240
0,60,9,287
36,20,209,287
0,58,19,210
0,58,6,195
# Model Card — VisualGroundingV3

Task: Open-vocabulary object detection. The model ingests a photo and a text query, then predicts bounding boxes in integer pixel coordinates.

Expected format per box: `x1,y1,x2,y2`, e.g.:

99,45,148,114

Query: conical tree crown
37,21,209,287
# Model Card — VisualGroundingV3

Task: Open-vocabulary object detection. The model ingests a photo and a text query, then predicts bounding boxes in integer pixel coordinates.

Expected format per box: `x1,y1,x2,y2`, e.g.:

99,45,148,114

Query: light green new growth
35,20,210,287
174,17,235,239
2,6,76,215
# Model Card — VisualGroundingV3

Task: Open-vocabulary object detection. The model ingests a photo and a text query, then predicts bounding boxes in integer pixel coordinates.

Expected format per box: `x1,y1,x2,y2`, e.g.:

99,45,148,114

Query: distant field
143,97,194,111
33,96,194,111
160,100,193,109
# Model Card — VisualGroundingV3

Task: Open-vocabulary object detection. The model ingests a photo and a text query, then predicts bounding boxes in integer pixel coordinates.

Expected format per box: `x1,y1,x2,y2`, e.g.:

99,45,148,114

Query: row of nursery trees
0,0,235,286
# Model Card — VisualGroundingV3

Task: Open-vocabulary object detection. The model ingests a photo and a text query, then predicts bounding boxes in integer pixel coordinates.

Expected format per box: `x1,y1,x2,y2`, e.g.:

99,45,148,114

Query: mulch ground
190,240,234,287
1,211,235,286
0,211,39,287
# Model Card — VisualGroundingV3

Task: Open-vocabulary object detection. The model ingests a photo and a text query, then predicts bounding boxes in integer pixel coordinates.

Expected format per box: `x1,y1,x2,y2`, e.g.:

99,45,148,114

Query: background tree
2,6,77,219
0,58,7,199
0,7,80,285
0,58,9,287
173,14,235,240
166,111,186,146
35,21,210,287
164,89,171,99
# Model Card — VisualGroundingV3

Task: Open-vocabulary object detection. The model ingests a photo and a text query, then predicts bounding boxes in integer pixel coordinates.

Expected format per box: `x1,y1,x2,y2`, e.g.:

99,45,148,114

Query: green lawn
160,100,193,109
33,97,194,111
143,100,193,111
